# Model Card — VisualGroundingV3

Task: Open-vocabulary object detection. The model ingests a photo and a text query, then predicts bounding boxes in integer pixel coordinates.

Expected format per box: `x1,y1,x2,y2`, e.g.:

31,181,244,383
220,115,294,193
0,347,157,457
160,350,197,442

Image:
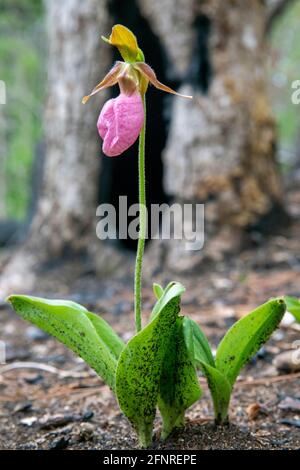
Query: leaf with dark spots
183,317,215,368
85,311,125,360
7,295,125,390
115,282,185,448
158,317,202,439
182,317,231,424
199,362,231,425
188,298,286,424
216,299,286,386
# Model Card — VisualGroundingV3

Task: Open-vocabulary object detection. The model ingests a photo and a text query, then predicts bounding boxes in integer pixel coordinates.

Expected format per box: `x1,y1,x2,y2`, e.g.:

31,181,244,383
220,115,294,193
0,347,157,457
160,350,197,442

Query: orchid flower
82,25,192,157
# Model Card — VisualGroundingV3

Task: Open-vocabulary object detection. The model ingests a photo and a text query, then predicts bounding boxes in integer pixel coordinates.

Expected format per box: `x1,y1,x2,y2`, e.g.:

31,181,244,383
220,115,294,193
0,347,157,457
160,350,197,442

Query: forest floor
1,190,300,450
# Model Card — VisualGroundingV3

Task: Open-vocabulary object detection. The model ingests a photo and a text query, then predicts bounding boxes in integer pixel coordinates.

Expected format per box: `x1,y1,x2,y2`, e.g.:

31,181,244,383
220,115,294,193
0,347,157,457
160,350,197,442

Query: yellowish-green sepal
102,24,142,63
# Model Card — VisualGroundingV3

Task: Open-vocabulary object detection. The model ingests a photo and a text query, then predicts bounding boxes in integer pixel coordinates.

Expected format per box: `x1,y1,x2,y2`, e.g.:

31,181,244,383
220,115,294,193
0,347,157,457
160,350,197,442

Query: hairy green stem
134,95,146,333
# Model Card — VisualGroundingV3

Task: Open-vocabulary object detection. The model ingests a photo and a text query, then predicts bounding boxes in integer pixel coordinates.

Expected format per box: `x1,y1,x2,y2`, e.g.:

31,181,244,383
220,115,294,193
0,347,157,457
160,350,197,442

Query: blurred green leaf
284,295,300,322
153,282,164,300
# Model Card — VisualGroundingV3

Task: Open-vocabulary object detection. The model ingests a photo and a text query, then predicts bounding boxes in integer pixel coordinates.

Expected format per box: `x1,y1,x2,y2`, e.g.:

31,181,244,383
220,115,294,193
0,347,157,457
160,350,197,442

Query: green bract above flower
82,24,192,104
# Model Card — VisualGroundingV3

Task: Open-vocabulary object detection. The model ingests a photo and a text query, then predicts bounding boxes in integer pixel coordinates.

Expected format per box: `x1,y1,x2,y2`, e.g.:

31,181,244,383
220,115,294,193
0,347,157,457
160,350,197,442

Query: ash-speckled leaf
115,282,185,447
199,361,231,425
183,317,215,368
158,317,202,439
183,317,230,424
7,295,125,390
284,296,300,323
151,282,184,320
85,311,125,360
216,298,286,386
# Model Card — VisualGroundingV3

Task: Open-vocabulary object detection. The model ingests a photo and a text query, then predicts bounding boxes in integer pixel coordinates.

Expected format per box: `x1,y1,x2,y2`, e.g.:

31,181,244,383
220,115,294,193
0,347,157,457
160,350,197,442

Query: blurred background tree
0,0,299,294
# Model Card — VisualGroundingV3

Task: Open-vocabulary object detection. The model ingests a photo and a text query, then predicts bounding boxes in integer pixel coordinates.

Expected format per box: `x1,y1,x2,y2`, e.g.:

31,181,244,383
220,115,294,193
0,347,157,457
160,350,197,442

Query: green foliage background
0,0,45,219
268,1,300,170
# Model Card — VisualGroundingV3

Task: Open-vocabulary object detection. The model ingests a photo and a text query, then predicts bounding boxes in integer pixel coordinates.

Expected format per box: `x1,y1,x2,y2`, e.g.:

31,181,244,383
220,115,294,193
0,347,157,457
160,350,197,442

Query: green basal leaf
85,311,125,360
115,282,184,448
7,295,125,390
199,361,231,425
284,295,300,323
158,317,202,439
153,282,164,300
150,281,183,320
182,317,229,424
184,301,285,424
216,298,286,386
183,317,215,368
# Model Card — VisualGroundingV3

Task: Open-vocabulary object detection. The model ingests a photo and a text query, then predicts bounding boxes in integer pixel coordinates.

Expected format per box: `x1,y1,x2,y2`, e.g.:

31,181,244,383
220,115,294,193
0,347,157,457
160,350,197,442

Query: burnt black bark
100,0,213,250
187,14,212,93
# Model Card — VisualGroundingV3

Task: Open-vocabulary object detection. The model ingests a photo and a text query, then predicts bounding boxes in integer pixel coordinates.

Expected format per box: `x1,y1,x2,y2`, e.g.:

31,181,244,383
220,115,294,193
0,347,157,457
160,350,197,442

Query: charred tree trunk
0,0,290,296
140,0,286,273
0,0,119,296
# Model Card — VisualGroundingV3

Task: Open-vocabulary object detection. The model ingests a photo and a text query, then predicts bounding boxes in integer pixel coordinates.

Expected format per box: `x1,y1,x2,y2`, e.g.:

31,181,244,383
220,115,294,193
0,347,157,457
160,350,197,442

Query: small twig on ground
236,371,300,387
0,361,96,379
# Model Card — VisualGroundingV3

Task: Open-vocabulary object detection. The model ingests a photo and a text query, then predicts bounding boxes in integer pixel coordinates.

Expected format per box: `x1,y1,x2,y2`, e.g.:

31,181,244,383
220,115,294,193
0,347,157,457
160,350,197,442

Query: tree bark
34,0,110,255
140,0,285,273
0,0,290,296
0,0,119,296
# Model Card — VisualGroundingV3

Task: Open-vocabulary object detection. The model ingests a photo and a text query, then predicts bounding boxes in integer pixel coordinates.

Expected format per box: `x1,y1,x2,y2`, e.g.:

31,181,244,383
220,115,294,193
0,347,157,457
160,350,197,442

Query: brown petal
134,62,193,99
82,62,123,104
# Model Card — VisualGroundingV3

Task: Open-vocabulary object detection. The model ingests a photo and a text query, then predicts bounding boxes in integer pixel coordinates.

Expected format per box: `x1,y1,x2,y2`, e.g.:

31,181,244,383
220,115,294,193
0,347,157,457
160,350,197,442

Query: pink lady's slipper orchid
82,25,192,157
97,90,144,157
